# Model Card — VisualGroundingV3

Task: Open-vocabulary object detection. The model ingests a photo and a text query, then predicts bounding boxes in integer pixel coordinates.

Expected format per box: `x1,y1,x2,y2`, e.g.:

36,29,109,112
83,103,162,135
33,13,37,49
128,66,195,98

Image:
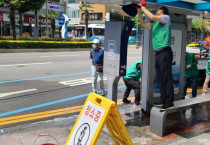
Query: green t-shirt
124,60,142,80
184,53,198,77
152,15,171,51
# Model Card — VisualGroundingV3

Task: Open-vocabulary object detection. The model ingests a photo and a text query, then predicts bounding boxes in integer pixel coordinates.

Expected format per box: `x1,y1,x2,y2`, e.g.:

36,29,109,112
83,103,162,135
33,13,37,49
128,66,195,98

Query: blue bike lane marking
0,71,91,84
0,85,126,117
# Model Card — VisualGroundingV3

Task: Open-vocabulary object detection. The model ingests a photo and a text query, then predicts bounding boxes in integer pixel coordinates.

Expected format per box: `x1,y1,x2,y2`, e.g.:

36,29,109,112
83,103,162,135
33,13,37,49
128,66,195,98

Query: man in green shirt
137,0,174,111
122,60,142,107
182,52,198,99
202,59,210,96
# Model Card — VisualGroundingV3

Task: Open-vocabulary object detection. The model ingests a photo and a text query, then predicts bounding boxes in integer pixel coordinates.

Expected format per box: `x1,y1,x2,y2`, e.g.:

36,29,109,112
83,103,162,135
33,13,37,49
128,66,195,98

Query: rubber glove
141,0,146,7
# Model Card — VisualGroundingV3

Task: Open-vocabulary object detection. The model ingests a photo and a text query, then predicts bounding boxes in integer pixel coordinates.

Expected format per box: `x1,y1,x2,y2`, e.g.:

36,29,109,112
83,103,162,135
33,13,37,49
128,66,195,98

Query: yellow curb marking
0,97,135,126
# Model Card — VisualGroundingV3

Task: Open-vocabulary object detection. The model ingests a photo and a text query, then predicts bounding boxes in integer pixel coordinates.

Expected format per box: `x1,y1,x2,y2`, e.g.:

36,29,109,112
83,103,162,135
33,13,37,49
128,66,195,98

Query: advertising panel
153,30,182,97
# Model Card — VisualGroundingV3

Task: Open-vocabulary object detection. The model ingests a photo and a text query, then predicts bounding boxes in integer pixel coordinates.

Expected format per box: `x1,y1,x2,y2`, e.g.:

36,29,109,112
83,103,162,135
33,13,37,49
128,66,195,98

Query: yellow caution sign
65,92,133,145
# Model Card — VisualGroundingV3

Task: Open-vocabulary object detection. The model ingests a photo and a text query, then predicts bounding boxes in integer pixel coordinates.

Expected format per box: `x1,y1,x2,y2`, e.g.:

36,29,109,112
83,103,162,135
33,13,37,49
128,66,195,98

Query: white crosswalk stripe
59,77,107,87
0,89,38,98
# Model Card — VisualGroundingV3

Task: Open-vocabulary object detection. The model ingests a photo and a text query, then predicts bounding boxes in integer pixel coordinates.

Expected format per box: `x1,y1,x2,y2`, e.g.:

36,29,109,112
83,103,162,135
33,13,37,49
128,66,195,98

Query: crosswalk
59,77,107,87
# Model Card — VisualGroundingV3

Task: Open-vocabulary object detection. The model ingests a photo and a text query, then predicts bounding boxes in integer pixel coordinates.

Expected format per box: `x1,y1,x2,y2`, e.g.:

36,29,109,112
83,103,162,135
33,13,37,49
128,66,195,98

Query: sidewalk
0,93,210,145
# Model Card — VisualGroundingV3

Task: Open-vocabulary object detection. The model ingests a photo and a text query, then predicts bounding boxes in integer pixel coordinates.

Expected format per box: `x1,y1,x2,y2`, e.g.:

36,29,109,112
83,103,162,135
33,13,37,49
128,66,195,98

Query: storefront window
73,11,76,18
77,11,80,18
69,11,71,18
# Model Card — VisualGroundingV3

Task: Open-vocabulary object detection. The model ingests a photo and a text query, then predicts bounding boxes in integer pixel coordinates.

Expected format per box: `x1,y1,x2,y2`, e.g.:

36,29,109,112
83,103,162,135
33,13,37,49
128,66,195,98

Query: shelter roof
81,0,210,16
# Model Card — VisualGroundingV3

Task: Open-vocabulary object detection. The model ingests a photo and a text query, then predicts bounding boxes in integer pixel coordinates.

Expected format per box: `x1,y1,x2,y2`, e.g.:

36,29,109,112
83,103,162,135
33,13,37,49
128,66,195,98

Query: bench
150,95,210,137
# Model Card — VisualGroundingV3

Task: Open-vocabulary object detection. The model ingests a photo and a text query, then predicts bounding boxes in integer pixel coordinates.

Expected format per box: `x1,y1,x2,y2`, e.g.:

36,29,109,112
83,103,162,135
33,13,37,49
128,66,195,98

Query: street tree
17,0,32,36
0,0,26,40
43,10,59,38
192,19,210,41
30,0,46,37
80,2,93,40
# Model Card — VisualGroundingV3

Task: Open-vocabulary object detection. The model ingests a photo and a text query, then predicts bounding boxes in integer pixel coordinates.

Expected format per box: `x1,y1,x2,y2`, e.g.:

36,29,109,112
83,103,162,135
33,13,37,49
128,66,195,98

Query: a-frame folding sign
65,92,133,145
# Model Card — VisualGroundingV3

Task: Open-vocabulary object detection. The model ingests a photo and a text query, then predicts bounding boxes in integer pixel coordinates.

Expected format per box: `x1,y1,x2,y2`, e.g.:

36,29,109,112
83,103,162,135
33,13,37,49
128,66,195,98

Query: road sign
65,93,133,145
58,14,65,26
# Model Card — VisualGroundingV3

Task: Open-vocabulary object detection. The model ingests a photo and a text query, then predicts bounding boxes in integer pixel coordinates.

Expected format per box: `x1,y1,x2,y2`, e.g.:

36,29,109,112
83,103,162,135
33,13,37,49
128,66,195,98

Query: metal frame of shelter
81,0,210,113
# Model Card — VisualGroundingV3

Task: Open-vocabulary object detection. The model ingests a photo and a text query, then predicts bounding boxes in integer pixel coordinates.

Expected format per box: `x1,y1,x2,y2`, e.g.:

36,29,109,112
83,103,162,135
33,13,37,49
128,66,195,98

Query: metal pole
46,1,48,35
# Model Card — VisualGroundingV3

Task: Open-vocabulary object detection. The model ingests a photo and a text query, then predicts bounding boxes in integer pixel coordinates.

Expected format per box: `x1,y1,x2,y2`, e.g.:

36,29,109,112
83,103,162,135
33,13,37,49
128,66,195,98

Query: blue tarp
83,0,210,13
146,0,210,12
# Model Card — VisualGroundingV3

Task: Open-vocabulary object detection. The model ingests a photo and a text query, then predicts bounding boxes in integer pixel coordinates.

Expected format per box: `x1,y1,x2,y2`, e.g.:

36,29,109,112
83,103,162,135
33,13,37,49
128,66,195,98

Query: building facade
0,1,130,38
0,0,66,37
66,2,130,38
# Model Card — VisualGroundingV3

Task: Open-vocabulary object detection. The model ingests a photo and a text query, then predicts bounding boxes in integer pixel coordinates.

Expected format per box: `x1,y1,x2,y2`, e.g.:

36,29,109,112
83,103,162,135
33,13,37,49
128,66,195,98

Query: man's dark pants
182,76,198,99
123,78,141,105
155,47,174,107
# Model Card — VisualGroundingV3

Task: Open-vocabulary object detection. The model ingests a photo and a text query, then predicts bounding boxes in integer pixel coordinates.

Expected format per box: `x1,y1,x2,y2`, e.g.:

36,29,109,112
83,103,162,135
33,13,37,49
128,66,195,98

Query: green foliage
17,0,32,14
192,19,202,34
79,3,93,11
43,9,59,38
43,10,59,19
0,0,27,40
192,19,210,34
131,12,145,28
29,0,46,11
0,0,25,8
0,41,91,48
131,14,140,28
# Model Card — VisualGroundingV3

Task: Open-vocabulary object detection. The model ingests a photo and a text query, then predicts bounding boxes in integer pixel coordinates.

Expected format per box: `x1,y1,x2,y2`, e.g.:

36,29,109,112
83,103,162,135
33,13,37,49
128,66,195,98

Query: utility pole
46,1,48,30
46,0,49,37
64,0,67,15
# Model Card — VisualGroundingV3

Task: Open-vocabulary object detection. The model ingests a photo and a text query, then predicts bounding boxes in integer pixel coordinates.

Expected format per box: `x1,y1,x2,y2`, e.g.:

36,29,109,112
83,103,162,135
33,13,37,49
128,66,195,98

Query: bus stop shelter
81,0,210,112
81,0,210,137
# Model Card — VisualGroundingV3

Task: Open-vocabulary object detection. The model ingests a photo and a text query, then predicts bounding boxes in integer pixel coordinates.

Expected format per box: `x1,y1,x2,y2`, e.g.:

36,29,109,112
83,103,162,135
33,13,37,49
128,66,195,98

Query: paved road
0,46,142,127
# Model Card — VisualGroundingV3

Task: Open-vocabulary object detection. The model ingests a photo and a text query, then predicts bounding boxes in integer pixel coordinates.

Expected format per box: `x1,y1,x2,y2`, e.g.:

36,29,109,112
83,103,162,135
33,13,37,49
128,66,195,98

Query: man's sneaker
100,91,106,96
133,103,141,107
160,104,174,112
122,99,131,104
153,102,163,107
